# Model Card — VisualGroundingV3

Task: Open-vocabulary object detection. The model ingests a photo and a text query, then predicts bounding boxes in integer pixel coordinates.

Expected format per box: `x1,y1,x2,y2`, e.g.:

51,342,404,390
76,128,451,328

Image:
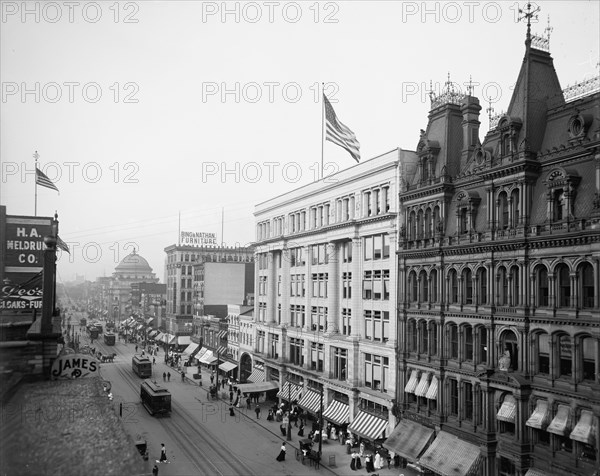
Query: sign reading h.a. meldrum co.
51,354,100,380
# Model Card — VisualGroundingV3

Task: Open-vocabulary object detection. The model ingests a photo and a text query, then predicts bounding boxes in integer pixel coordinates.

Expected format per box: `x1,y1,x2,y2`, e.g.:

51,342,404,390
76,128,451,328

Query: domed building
108,249,159,323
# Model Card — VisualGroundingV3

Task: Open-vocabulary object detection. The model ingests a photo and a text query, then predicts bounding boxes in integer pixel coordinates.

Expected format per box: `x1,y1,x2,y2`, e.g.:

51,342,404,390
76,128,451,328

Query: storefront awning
420,431,482,476
218,361,237,372
383,419,435,462
195,347,208,360
414,372,430,397
181,342,199,357
177,335,191,346
199,350,215,364
298,389,322,414
404,369,419,394
277,381,302,402
569,409,595,445
218,330,227,338
217,345,227,355
526,400,550,430
323,400,349,425
348,411,388,441
167,334,177,345
524,469,552,476
246,368,265,383
547,404,572,436
425,375,438,400
154,332,164,342
497,395,517,423
145,317,154,325
236,381,279,394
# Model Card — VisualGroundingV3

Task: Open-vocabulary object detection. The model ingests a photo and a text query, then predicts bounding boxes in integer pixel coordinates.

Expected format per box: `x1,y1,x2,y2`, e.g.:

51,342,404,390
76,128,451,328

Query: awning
348,411,388,441
277,381,302,402
218,361,237,372
298,389,322,414
569,409,595,445
524,469,552,476
199,350,215,364
383,419,435,462
148,330,159,338
136,323,144,330
181,342,199,358
404,369,419,394
236,381,279,393
323,400,350,425
195,347,208,360
167,334,177,345
526,400,550,430
547,404,572,436
217,345,227,355
497,395,517,423
426,375,438,400
419,431,482,476
414,372,430,397
177,335,191,346
218,330,227,338
246,368,265,383
154,332,164,341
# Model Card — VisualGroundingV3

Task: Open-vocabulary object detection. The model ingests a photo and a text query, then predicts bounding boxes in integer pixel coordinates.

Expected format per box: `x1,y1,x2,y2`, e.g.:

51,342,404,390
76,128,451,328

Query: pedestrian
298,423,304,437
280,423,286,436
246,397,251,409
365,454,373,473
267,409,274,421
135,345,138,353
276,442,286,462
162,372,166,382
210,374,214,384
255,404,261,419
181,371,185,382
158,443,168,463
229,405,235,416
153,357,156,365
374,451,382,470
152,464,159,476
350,451,357,471
167,372,171,381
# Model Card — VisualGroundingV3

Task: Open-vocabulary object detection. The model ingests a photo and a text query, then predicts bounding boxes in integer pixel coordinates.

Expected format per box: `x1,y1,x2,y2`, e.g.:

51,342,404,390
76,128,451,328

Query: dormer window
543,168,581,222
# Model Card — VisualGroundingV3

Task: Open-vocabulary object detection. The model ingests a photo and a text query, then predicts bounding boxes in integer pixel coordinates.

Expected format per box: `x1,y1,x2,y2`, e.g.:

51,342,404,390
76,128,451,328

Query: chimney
461,96,481,167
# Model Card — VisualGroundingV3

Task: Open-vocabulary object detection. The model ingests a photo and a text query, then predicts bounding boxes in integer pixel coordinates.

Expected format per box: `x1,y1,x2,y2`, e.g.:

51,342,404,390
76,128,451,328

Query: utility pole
318,387,323,464
287,380,292,441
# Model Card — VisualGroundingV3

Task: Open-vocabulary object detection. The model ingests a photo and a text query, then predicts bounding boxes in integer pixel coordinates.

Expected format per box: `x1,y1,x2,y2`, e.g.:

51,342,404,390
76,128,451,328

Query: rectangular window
342,308,352,335
364,236,373,260
364,311,372,340
383,234,390,258
373,235,382,259
464,382,473,420
449,379,458,416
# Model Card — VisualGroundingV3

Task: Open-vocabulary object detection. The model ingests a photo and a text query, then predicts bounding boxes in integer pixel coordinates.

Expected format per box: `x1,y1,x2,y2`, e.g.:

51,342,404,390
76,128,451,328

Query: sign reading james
180,231,217,246
51,354,100,380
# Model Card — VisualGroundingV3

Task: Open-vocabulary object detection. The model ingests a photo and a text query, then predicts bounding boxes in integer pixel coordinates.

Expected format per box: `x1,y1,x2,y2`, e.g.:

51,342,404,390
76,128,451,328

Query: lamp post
318,387,323,464
287,380,292,441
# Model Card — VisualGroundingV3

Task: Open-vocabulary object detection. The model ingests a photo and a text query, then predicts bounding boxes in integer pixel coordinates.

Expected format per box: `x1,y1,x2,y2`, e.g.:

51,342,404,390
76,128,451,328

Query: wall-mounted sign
4,216,52,272
0,271,43,310
51,353,100,380
180,231,217,247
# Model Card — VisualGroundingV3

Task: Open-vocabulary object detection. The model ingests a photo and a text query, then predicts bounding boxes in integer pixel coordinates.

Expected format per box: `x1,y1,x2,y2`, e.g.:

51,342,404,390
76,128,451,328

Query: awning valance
277,381,302,402
383,419,435,462
404,369,419,394
415,372,430,397
218,361,237,372
348,411,388,441
569,409,595,445
181,342,199,357
298,389,322,414
178,335,191,346
246,368,265,383
323,400,350,425
425,375,438,400
236,381,279,393
420,431,482,476
497,395,517,423
547,404,572,436
526,400,550,430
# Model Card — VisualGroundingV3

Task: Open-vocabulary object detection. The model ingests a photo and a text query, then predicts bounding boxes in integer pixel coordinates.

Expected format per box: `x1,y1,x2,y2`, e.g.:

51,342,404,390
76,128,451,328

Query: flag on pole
57,235,70,254
36,168,59,192
323,94,360,163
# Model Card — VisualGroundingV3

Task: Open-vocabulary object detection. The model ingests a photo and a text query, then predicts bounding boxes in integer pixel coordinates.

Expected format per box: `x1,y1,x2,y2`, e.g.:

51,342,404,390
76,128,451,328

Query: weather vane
518,2,540,40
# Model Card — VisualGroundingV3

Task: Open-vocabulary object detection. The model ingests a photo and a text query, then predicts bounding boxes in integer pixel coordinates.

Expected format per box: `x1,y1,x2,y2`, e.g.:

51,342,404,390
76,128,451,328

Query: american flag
323,94,360,163
36,168,59,192
57,235,70,254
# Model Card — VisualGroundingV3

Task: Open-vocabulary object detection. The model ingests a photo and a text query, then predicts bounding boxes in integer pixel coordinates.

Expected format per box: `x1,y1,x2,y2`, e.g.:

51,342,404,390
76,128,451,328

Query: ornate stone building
395,23,599,476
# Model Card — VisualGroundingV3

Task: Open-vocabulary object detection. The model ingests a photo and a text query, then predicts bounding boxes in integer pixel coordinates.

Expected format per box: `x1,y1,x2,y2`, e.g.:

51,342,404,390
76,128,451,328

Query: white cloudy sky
1,1,598,283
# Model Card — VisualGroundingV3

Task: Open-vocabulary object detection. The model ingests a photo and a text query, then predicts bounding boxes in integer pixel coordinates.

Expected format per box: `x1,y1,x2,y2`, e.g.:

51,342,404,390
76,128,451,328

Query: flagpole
34,151,38,216
321,83,325,181
178,211,181,246
221,207,224,246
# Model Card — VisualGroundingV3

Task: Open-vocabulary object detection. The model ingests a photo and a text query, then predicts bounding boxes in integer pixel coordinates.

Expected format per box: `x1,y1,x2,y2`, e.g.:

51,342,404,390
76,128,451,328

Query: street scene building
396,25,599,476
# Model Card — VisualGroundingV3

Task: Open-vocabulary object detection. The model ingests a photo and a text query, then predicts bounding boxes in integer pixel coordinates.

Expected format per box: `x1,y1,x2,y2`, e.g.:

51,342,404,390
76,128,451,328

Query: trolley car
104,333,116,345
132,355,152,378
140,379,171,416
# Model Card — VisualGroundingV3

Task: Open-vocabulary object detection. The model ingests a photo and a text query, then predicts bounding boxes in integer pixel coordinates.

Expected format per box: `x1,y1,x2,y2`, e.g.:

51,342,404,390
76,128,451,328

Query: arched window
498,192,509,230
419,320,428,354
448,323,458,359
433,206,441,234
510,266,519,306
558,334,572,377
430,269,438,302
535,332,550,375
417,210,424,239
409,211,416,240
407,319,417,352
477,327,488,364
553,189,565,221
536,266,549,307
408,271,418,302
425,208,432,238
579,262,594,308
448,269,458,304
477,267,487,305
464,325,473,361
581,336,596,381
500,331,518,371
556,264,571,308
430,322,438,356
419,270,428,302
463,269,473,305
497,267,508,306
511,189,520,227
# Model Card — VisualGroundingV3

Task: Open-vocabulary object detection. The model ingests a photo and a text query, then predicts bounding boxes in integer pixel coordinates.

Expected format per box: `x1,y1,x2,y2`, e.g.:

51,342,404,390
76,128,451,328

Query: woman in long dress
276,442,286,461
374,452,382,470
350,451,357,470
356,454,362,470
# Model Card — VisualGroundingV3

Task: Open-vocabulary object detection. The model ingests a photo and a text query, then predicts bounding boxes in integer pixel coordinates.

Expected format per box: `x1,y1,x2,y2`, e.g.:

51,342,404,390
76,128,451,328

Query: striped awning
246,368,265,383
383,419,435,462
218,330,227,338
323,400,350,425
298,389,322,414
218,361,237,372
277,381,302,402
420,431,482,476
348,411,388,441
414,372,430,397
167,334,177,345
404,369,419,394
526,400,550,430
154,332,164,341
217,345,227,355
547,404,572,436
497,395,517,423
425,375,438,400
570,409,595,445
